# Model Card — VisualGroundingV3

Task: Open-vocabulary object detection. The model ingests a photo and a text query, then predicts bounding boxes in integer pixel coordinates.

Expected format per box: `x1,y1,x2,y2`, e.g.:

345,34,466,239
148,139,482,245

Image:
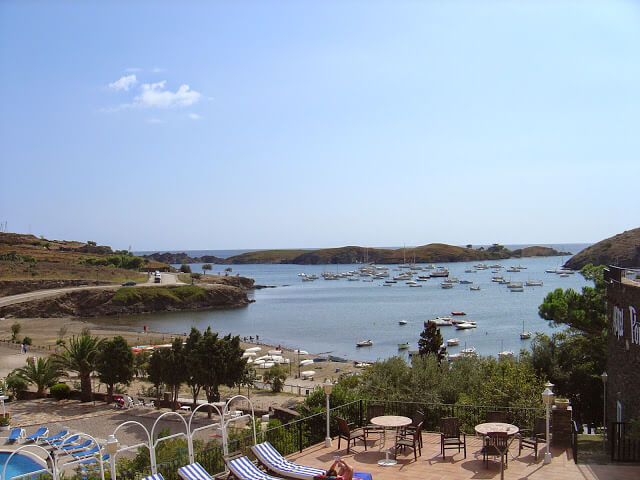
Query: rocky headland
564,227,640,270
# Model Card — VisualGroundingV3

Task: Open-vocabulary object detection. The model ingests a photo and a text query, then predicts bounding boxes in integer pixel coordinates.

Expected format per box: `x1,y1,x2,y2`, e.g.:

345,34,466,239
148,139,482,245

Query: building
604,265,640,426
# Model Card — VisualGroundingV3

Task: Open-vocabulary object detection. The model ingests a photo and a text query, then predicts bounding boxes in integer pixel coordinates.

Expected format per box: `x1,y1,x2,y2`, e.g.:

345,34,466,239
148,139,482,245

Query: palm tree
14,357,63,397
53,334,104,402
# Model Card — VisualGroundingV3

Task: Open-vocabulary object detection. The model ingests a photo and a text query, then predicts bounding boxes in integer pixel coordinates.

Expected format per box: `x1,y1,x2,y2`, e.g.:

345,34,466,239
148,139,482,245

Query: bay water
111,245,590,362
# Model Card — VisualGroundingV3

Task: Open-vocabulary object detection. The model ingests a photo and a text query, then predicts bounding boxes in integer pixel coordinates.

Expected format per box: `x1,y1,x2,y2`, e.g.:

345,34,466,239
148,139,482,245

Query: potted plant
0,414,10,431
555,398,570,409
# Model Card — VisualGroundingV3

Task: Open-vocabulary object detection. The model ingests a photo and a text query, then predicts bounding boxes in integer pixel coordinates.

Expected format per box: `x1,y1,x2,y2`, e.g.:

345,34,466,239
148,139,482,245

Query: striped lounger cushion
178,462,215,480
227,456,282,480
141,475,165,480
252,442,326,479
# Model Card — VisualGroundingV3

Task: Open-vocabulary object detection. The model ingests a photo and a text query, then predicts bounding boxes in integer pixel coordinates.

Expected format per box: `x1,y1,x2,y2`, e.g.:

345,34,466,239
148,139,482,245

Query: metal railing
611,422,640,462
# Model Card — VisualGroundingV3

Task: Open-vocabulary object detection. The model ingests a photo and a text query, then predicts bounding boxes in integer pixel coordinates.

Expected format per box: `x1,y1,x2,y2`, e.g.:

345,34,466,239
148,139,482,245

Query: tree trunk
107,384,114,403
80,374,92,402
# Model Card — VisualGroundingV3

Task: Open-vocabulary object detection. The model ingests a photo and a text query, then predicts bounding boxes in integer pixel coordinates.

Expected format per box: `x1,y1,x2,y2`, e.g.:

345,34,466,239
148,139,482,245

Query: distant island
564,227,640,270
143,243,573,265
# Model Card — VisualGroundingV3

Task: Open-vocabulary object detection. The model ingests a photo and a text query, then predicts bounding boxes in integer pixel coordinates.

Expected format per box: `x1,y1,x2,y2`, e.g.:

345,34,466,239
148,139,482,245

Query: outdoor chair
51,434,79,448
8,428,25,444
403,410,424,447
440,417,466,459
363,404,385,439
60,439,92,452
40,429,68,445
71,445,102,459
486,411,507,423
519,417,546,461
335,416,367,453
484,431,510,480
178,461,216,480
395,422,422,462
25,427,48,442
224,453,283,480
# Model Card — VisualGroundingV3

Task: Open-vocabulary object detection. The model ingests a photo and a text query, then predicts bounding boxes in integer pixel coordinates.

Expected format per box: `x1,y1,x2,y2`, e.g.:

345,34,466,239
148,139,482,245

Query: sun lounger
77,454,110,466
251,442,373,480
8,428,25,443
178,462,219,480
140,475,164,480
40,429,68,444
71,445,102,458
51,433,79,447
25,427,49,442
60,439,92,452
227,455,294,480
251,442,326,479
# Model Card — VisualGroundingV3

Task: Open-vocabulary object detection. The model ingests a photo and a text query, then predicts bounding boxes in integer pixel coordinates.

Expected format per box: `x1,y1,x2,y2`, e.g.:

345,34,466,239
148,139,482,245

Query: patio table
370,415,412,466
474,422,519,436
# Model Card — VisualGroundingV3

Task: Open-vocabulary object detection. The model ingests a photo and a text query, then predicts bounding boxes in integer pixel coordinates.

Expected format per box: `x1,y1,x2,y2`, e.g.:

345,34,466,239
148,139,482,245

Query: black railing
571,420,579,463
611,422,640,462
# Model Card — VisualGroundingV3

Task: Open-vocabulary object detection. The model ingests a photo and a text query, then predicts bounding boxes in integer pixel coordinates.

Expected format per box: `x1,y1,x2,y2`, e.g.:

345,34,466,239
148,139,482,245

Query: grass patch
178,273,192,284
576,434,609,464
113,285,209,306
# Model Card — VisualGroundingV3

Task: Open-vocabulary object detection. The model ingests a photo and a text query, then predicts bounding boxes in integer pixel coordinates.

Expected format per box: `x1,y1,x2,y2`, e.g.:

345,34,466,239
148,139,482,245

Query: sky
1,1,639,251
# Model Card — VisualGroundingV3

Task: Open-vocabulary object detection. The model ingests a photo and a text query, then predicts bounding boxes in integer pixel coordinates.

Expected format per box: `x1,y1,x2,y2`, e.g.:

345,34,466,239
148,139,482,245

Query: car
121,281,137,287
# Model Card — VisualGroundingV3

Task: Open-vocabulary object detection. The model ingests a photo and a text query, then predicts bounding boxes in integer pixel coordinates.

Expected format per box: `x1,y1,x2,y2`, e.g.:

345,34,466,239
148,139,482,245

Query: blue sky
1,1,639,250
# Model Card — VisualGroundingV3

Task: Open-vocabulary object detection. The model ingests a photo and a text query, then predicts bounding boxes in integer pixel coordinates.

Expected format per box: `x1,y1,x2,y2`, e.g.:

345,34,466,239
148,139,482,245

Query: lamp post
542,382,554,465
324,379,333,447
601,372,608,451
106,434,119,480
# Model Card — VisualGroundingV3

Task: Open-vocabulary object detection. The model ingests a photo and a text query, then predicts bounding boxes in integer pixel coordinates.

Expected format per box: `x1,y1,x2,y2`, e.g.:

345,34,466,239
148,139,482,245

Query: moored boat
447,337,460,346
451,311,466,316
399,320,408,325
356,340,373,347
397,342,410,350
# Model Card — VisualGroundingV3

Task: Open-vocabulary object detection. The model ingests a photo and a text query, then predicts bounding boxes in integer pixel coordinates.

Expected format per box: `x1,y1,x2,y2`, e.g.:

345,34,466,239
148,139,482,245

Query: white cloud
108,75,137,91
188,113,202,120
134,81,201,108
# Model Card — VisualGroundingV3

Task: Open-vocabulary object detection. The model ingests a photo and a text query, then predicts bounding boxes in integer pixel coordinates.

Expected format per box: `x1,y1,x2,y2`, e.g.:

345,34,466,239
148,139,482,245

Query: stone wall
604,266,640,425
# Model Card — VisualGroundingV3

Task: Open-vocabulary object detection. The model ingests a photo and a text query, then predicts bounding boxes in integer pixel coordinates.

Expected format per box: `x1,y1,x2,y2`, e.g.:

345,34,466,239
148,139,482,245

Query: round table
474,422,519,436
370,415,412,466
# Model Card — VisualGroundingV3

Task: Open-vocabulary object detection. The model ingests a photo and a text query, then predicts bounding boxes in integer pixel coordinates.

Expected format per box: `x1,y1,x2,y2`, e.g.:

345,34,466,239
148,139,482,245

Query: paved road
0,273,186,308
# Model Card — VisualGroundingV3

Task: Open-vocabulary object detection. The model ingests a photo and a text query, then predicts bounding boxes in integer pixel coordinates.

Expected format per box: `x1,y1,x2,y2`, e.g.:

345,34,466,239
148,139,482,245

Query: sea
114,244,593,362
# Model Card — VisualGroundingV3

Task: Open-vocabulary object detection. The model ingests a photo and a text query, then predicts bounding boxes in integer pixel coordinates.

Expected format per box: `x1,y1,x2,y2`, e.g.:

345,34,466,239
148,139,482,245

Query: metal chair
396,422,422,462
363,404,386,439
519,417,546,461
484,431,510,480
335,417,367,453
440,417,466,459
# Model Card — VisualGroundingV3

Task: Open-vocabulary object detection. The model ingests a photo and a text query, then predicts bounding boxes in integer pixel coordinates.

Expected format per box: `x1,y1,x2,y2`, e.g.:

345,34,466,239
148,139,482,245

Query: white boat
510,287,524,292
455,322,477,330
461,347,477,357
301,370,316,378
299,359,314,366
242,351,256,358
398,342,410,349
447,338,460,346
383,283,392,287
268,349,283,355
441,283,454,289
409,283,422,287
294,349,308,355
464,269,476,273
348,277,360,281
432,317,453,326
356,340,373,347
470,286,481,291
399,320,408,325
507,282,523,289
459,280,473,284
499,350,514,359
520,320,532,340
406,280,418,285
245,346,262,352
525,280,543,286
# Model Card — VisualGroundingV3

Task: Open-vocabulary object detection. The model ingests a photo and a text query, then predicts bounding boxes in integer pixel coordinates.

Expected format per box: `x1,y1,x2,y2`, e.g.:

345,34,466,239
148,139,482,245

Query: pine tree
418,321,447,362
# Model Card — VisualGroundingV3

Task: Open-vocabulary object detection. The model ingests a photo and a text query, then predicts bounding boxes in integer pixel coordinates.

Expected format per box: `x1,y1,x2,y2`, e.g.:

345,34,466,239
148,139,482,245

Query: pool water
0,452,45,479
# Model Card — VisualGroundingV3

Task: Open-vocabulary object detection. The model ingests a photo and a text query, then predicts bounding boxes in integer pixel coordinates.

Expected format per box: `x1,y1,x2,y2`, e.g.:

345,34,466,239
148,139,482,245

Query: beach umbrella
301,370,316,377
300,359,314,366
268,349,283,355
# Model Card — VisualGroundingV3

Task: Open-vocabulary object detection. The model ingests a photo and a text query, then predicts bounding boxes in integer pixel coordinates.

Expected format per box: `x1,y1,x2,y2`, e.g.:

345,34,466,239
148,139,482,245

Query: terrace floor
287,431,640,480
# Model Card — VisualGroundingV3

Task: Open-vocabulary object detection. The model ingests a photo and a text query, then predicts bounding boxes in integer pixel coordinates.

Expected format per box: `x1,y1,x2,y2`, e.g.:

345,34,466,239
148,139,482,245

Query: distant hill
142,252,225,265
564,227,640,270
222,243,570,265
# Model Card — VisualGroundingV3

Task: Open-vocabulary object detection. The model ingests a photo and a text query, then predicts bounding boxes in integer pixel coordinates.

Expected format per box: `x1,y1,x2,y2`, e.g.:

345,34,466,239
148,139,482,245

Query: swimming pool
0,451,46,479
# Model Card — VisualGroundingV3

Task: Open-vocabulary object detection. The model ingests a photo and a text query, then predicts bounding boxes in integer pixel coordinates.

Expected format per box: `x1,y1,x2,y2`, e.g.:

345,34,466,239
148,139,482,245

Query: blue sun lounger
251,442,373,480
178,462,219,480
72,445,102,458
40,429,68,444
8,428,25,443
61,439,92,452
77,454,110,466
25,427,49,442
51,434,79,447
226,455,294,480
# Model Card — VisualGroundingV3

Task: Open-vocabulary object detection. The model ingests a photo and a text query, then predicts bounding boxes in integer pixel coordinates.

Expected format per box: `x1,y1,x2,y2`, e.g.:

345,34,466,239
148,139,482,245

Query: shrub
0,416,10,427
180,264,192,273
5,376,28,400
22,336,32,346
50,383,71,400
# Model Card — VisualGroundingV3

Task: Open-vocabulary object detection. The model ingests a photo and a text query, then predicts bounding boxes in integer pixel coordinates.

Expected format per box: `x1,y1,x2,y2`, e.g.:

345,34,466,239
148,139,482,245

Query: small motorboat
499,350,514,359
356,340,373,347
520,331,532,339
451,312,466,316
447,338,460,346
432,317,452,326
455,322,477,330
441,283,454,289
399,320,408,325
398,342,410,350
470,286,481,291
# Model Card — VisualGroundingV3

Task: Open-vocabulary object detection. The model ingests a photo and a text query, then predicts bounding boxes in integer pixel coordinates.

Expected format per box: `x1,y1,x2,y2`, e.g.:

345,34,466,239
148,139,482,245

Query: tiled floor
287,431,640,480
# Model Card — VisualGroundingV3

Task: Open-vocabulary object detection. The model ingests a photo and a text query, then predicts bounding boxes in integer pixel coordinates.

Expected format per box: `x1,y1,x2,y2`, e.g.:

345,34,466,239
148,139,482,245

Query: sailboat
520,320,532,340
